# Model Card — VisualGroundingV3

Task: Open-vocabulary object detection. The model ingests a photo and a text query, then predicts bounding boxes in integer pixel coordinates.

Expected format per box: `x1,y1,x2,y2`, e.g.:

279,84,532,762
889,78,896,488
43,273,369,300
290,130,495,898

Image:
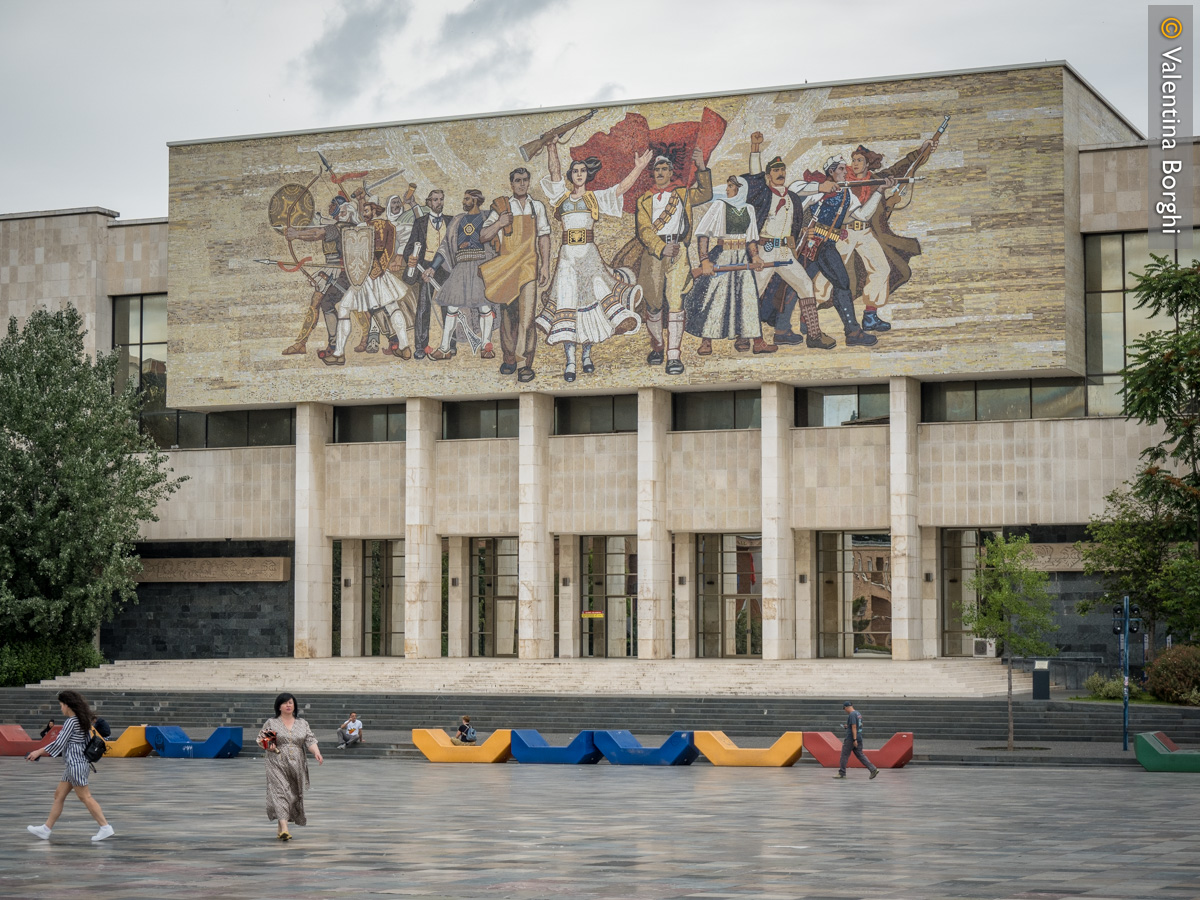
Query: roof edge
0,206,119,222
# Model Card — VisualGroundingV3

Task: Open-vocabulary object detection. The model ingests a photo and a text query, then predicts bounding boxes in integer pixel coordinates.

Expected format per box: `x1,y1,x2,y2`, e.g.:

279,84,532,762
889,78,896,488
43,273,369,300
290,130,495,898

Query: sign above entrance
136,557,291,583
581,611,605,619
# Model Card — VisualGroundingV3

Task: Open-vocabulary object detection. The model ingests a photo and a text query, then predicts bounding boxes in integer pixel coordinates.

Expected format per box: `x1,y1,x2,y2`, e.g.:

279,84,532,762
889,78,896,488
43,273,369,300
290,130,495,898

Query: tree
1078,473,1200,658
0,308,183,673
959,533,1058,751
1123,255,1200,554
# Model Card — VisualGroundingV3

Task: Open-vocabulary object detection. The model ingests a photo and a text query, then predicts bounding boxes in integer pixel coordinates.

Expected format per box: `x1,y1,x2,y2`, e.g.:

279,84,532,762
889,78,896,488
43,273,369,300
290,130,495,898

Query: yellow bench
412,728,512,763
105,725,154,758
694,731,804,767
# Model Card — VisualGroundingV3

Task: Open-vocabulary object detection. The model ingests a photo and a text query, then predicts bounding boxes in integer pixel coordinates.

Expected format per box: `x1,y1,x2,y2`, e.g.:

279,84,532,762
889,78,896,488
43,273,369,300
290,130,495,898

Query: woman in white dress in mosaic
683,175,777,355
25,690,114,842
258,692,323,840
534,139,651,381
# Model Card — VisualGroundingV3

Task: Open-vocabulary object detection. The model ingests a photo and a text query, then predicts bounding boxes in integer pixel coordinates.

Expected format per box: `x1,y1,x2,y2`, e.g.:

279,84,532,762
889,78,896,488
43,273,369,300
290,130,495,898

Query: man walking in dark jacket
836,700,879,779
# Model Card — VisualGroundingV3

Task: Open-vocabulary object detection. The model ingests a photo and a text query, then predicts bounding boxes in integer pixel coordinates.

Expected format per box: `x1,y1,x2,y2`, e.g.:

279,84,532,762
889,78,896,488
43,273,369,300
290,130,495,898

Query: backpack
464,725,477,743
82,730,107,764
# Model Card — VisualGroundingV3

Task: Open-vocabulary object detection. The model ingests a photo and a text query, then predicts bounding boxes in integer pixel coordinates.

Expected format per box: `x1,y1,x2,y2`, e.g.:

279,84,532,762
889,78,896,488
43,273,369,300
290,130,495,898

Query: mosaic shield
342,225,374,287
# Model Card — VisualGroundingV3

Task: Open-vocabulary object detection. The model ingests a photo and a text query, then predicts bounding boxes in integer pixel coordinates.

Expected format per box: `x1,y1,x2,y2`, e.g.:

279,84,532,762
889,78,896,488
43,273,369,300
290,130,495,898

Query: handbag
82,731,107,764
258,730,279,752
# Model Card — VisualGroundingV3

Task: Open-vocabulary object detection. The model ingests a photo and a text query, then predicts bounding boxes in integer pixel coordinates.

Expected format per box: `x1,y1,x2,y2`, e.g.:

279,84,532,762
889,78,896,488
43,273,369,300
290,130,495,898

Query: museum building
1,62,1192,682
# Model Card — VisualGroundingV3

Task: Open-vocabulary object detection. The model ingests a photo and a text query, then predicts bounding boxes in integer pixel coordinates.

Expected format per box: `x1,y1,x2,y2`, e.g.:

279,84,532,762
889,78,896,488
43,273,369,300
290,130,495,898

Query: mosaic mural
167,67,1095,408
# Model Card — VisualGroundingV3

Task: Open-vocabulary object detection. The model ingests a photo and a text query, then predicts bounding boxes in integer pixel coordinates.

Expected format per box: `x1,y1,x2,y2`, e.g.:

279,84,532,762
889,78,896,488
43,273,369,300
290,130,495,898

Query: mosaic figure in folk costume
265,104,947,379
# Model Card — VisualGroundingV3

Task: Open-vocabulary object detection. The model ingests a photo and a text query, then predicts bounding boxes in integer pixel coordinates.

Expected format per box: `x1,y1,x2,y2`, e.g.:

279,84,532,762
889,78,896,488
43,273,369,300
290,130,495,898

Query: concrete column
404,398,442,658
519,392,554,658
557,536,581,658
889,376,926,660
340,540,363,657
673,532,695,658
293,403,332,658
794,530,817,658
760,382,795,659
447,536,470,657
637,387,672,658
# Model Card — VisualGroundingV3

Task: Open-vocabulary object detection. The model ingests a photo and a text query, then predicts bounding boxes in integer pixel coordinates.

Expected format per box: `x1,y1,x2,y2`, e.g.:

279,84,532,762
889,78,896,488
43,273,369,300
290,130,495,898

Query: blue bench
511,730,603,764
593,730,698,766
145,726,242,759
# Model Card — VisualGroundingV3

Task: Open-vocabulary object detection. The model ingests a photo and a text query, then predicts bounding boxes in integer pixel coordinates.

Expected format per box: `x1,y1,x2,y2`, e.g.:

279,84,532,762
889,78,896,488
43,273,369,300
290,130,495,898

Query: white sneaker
27,825,51,840
337,743,345,749
91,824,115,842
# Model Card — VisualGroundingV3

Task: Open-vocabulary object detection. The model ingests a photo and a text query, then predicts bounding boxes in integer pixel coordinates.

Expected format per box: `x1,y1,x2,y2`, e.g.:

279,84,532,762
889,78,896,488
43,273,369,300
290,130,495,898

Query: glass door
579,536,637,658
817,532,891,658
696,534,762,657
362,539,404,656
470,537,519,657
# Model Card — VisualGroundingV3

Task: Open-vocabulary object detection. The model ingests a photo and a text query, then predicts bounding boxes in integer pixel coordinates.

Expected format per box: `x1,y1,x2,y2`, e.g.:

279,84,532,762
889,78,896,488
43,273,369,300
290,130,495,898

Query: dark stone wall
1014,570,1165,690
100,541,294,660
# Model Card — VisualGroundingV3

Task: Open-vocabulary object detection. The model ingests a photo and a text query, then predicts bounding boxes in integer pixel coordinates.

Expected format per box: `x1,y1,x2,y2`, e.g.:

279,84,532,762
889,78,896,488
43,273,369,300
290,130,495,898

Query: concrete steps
5,688,1198,745
39,657,1033,698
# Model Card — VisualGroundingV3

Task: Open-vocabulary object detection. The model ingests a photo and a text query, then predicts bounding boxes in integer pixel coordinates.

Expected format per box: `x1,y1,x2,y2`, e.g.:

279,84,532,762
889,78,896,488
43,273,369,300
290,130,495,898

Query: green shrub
1181,687,1200,707
1146,645,1200,704
1083,672,1146,700
0,637,105,687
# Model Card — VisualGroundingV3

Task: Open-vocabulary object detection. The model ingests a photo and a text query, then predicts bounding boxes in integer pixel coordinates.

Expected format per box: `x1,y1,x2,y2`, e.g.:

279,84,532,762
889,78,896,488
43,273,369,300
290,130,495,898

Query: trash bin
1032,659,1050,700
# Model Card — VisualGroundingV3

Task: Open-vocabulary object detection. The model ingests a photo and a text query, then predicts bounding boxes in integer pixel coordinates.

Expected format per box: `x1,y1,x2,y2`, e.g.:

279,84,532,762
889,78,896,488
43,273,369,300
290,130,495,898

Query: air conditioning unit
973,638,998,658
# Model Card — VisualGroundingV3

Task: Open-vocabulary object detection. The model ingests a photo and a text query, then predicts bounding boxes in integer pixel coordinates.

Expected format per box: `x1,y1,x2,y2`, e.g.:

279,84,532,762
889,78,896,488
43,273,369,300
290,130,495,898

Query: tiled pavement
2,756,1197,899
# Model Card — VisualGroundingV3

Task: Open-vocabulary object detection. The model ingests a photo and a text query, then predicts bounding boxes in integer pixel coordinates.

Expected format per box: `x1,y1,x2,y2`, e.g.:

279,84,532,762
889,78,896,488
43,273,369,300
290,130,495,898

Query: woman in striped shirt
25,690,114,842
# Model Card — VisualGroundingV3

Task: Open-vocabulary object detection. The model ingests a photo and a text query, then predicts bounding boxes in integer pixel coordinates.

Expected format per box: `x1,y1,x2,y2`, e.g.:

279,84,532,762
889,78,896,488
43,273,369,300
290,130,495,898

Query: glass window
556,396,612,435
673,391,761,431
1123,232,1152,289
921,381,975,422
1085,293,1125,376
140,412,177,449
1031,379,1086,419
141,295,168,343
1087,376,1124,417
733,390,761,429
387,406,406,441
613,394,638,433
248,409,294,446
207,412,248,448
496,399,519,438
858,384,890,421
674,392,734,431
178,412,206,449
443,400,518,439
1084,233,1123,292
333,405,405,443
336,406,388,443
113,297,133,346
975,380,1030,421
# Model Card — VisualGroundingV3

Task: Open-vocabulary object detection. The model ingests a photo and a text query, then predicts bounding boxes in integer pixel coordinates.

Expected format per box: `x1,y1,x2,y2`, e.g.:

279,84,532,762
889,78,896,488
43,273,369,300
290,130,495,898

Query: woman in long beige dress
258,692,322,840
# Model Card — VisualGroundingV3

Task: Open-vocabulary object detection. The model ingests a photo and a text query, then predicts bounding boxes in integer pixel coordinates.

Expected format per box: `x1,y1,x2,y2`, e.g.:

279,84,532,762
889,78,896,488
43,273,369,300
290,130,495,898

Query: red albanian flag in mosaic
571,108,727,215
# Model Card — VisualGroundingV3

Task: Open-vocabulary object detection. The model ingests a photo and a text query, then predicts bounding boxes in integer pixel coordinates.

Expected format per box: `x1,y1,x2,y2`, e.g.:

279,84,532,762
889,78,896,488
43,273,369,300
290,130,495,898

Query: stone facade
1,64,1168,681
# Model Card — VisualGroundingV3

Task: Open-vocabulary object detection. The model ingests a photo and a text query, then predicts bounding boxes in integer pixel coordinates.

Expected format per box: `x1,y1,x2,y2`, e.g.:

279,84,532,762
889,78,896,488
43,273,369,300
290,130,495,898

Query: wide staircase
4,688,1199,752
39,657,1028,698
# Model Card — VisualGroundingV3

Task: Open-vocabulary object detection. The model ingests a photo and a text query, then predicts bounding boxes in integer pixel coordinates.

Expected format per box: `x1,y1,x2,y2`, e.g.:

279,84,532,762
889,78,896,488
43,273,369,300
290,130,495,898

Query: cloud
437,0,558,42
298,0,413,106
591,83,625,103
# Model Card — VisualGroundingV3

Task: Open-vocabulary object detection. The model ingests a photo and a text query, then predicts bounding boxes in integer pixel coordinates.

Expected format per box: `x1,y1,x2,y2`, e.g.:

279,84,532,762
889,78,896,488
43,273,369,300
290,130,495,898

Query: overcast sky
0,0,1174,221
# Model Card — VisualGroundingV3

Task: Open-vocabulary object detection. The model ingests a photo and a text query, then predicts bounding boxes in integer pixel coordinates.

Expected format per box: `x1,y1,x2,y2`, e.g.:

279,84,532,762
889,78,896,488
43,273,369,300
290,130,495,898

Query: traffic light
1130,605,1141,633
1113,605,1123,617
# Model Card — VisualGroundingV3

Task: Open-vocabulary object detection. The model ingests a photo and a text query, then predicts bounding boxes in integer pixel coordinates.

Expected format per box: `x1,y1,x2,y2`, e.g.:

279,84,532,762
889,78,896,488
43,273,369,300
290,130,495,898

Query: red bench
0,724,61,756
802,731,914,768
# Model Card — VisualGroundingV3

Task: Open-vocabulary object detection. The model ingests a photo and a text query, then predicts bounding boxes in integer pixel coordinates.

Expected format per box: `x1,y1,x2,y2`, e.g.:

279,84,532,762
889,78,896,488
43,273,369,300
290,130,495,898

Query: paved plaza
1,755,1197,899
